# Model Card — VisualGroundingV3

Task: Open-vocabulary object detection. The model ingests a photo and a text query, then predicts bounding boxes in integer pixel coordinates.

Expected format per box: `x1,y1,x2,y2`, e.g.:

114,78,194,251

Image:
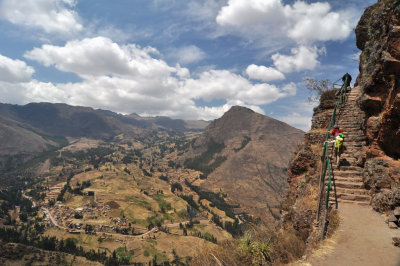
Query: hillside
0,104,304,264
182,106,304,221
0,102,209,173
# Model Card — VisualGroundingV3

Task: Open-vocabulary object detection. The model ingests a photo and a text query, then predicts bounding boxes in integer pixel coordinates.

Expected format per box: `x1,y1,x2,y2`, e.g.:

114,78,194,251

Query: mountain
0,102,208,171
0,115,61,171
182,106,304,221
126,114,209,132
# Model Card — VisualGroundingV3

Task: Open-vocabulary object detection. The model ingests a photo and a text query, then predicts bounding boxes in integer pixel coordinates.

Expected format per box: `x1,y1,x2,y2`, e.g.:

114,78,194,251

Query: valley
0,104,303,265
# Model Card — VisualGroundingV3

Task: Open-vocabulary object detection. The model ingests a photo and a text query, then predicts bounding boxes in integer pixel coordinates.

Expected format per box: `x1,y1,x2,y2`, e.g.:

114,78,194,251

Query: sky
0,0,377,131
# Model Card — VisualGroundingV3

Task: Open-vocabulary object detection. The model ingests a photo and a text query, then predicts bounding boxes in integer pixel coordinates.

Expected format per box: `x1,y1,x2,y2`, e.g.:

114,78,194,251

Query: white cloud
0,0,82,34
0,54,35,83
271,46,320,73
277,112,311,131
215,0,355,73
286,2,352,44
181,69,295,105
16,36,297,120
168,45,206,64
246,64,285,82
216,0,354,45
216,0,286,27
25,37,174,79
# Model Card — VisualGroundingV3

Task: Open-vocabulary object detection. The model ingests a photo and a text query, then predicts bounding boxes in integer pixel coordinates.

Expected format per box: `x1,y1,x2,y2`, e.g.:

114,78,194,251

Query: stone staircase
328,86,371,205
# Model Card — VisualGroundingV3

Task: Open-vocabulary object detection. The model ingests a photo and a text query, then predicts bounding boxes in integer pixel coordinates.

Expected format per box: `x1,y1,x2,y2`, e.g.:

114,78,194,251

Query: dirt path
299,203,400,266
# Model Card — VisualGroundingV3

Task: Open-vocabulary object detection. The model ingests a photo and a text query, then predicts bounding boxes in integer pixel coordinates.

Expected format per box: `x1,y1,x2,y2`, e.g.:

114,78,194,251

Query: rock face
355,0,400,212
283,89,339,243
276,0,400,255
183,106,304,221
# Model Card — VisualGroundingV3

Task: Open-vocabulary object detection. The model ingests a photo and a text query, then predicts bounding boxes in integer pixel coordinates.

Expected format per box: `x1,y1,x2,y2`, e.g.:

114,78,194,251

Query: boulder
394,207,400,217
363,159,390,191
388,215,398,222
388,221,398,229
393,237,400,247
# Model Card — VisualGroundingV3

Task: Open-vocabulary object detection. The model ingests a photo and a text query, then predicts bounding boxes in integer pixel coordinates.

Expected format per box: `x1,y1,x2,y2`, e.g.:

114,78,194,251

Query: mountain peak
226,105,255,115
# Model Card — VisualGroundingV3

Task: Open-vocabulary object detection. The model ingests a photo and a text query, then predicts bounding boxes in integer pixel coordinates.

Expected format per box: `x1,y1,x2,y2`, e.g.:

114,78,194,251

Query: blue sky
0,0,377,131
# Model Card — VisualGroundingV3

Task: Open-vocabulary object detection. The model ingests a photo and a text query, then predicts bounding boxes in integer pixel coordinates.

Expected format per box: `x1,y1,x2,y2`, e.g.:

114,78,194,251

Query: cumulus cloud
0,0,82,34
271,46,320,73
181,69,295,105
246,64,285,82
17,37,297,120
216,0,355,73
287,2,352,44
216,0,353,44
0,54,35,83
168,45,206,64
216,0,286,27
24,37,174,79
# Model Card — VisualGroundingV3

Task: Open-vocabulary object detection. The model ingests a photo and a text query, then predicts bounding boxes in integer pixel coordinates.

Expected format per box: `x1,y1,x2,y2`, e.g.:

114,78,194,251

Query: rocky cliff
355,0,400,212
282,0,400,248
282,89,337,243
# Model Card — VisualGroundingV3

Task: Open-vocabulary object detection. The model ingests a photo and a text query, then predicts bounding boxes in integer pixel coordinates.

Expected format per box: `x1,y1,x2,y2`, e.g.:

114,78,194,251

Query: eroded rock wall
355,0,400,212
282,92,337,245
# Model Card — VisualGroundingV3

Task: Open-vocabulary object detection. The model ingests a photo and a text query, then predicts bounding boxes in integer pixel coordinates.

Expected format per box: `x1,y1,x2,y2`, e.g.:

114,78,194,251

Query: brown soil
106,200,120,209
298,203,400,266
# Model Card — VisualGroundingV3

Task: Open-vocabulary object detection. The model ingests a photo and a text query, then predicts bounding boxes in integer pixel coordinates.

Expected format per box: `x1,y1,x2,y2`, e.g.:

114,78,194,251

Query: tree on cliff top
304,78,332,103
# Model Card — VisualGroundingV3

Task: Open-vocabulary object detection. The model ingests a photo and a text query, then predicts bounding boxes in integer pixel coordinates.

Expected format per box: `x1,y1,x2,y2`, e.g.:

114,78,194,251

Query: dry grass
326,209,341,237
191,223,307,266
297,182,319,212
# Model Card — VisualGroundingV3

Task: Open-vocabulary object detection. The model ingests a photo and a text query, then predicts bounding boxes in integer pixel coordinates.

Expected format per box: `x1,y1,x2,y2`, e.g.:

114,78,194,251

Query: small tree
304,78,332,103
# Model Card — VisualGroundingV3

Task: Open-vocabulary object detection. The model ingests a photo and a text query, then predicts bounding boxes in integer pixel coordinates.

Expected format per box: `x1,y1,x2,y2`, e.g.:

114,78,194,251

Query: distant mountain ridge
0,102,209,171
182,106,304,221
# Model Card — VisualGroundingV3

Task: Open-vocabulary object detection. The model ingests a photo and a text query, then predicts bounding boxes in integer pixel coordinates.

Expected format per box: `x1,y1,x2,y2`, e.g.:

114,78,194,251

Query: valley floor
297,203,400,266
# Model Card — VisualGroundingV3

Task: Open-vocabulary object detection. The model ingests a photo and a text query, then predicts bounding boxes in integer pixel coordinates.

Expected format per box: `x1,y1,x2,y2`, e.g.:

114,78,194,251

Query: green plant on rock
238,234,272,264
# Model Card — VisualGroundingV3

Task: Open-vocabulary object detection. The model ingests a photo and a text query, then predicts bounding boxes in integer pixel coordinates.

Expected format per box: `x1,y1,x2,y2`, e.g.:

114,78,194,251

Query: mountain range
0,102,208,171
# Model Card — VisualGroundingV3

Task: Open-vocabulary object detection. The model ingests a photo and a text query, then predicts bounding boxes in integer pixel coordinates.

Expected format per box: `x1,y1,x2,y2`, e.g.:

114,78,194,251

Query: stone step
339,166,363,171
343,142,366,146
335,181,365,189
334,177,364,183
340,155,358,160
343,143,367,147
334,175,363,180
330,193,370,202
326,142,366,147
339,123,362,125
341,132,364,135
343,135,367,139
342,145,366,148
340,127,362,130
328,199,370,206
339,119,363,122
335,188,370,195
339,158,357,164
333,170,362,177
340,132,365,135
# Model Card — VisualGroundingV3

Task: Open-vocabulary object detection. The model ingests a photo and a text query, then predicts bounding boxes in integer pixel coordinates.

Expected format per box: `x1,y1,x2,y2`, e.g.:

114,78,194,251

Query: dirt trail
299,203,400,266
